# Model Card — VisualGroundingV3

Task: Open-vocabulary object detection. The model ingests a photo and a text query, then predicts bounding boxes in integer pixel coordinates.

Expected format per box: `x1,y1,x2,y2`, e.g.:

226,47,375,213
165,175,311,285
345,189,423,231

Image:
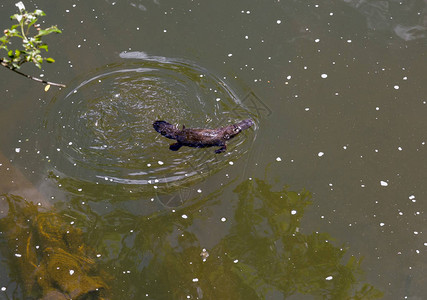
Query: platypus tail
153,120,178,139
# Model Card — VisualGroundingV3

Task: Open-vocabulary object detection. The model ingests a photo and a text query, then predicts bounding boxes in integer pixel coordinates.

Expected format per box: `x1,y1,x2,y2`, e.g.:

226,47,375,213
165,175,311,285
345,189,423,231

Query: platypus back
153,119,254,153
153,120,178,139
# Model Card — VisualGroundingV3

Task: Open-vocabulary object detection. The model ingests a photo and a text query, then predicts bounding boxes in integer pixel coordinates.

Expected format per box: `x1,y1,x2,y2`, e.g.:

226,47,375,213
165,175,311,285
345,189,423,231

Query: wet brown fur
153,119,254,153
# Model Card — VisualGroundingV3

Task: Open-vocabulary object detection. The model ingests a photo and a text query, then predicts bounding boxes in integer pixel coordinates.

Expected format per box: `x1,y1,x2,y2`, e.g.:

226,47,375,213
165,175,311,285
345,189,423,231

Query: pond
0,0,426,299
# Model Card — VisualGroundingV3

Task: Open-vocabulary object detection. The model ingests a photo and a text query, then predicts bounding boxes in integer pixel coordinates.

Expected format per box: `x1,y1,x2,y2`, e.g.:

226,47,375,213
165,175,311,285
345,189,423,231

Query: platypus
153,119,254,153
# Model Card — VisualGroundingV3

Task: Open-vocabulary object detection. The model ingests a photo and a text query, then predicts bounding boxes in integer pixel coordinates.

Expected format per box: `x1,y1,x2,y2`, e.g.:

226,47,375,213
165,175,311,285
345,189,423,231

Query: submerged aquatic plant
0,1,65,88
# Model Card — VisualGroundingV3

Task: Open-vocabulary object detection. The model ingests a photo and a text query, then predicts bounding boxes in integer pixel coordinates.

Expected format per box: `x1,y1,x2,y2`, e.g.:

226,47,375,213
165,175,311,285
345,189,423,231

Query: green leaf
35,26,62,38
39,44,48,51
8,50,13,57
45,57,55,63
0,36,9,44
28,17,39,28
34,61,41,69
34,9,46,17
11,13,23,23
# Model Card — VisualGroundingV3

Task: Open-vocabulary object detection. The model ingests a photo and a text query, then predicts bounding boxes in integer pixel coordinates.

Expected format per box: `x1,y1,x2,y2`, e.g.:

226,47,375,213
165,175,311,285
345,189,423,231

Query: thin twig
0,59,66,88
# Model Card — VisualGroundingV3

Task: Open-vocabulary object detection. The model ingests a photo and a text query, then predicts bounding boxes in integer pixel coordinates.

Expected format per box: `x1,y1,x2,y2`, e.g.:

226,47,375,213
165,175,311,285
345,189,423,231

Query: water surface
0,0,426,299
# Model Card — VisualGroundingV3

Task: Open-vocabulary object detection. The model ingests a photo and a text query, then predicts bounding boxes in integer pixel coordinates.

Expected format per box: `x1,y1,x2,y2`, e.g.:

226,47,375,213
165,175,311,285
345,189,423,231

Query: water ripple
43,53,255,189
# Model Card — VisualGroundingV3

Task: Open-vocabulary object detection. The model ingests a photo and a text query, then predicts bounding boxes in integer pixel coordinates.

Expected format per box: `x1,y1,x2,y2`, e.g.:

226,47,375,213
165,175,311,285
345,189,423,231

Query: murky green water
0,0,426,299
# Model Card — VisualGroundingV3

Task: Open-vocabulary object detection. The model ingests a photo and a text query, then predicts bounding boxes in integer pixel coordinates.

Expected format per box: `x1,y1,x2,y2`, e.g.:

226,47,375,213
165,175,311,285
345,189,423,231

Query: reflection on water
46,178,384,299
43,54,256,194
1,0,425,298
343,0,427,40
0,194,109,299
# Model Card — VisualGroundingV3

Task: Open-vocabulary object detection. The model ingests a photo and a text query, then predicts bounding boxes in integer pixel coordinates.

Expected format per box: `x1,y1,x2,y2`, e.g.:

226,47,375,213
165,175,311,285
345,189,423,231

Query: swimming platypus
153,119,254,153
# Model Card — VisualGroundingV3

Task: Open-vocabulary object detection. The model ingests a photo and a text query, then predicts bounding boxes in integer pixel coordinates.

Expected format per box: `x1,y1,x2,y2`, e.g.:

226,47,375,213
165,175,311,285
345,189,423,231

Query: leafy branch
0,2,65,88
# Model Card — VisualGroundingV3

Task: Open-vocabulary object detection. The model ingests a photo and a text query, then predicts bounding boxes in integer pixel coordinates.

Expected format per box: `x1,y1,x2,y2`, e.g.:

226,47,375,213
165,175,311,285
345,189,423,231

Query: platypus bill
153,119,254,154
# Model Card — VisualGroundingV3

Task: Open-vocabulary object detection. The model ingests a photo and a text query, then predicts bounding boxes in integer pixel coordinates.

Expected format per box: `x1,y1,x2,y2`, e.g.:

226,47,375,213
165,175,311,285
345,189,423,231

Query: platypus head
223,119,254,140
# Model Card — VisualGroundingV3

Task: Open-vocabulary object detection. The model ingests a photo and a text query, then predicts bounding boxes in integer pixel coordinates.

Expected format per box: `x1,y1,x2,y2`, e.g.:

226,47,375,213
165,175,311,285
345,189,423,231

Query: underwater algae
0,194,109,299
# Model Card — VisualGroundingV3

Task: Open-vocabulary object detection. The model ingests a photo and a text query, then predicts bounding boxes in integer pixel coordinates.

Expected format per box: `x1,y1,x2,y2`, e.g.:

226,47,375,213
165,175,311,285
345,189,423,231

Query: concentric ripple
43,52,256,187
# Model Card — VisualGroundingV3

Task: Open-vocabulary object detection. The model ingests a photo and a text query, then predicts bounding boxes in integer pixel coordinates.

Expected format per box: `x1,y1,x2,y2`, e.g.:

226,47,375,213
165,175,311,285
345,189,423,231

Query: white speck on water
315,38,320,42
192,278,199,282
182,214,188,219
414,231,419,235
163,29,167,33
380,222,385,226
221,217,227,222
376,107,380,111
326,276,333,281
15,253,22,258
318,152,324,157
424,243,427,246
398,147,403,151
380,181,388,186
1,287,6,291
394,85,399,90
291,210,297,215
276,157,282,162
321,73,328,79
197,189,202,193
69,269,74,275
15,148,20,153
233,259,239,263
347,39,352,43
158,161,164,165
330,12,334,16
216,97,221,102
77,188,82,192
403,76,408,80
245,35,248,39
96,254,102,257
228,53,233,57
277,20,282,24
229,161,234,165
305,107,310,111
287,75,291,80
343,145,347,149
